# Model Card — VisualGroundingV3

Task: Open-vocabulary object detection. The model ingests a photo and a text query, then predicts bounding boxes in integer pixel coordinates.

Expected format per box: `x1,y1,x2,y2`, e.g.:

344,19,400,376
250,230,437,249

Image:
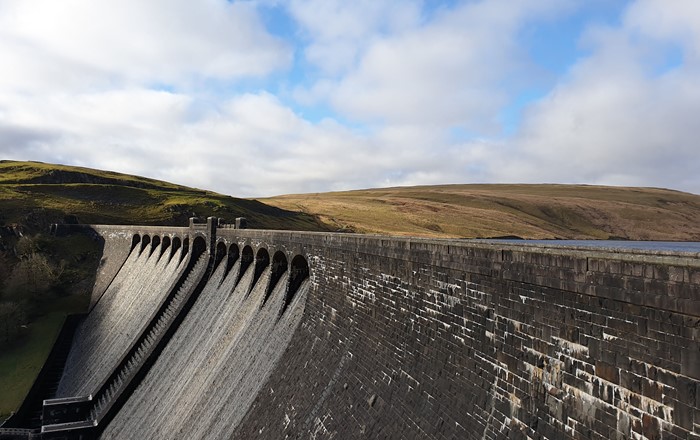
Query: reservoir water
478,240,700,254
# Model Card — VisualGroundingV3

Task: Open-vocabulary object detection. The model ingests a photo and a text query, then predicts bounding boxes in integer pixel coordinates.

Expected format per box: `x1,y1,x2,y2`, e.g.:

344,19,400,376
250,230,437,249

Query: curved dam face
2,220,698,440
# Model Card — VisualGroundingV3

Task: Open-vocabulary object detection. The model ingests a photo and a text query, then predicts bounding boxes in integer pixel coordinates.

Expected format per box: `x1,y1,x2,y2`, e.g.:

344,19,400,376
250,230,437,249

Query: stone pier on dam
1,217,699,439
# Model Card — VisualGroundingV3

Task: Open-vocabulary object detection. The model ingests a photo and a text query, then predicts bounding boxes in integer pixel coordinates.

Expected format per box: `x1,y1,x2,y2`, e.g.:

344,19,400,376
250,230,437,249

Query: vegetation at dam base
0,231,100,420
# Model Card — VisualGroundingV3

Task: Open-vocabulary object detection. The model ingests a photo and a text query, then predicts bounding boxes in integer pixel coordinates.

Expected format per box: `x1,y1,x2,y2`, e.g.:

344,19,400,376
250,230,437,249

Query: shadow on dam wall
1,219,699,439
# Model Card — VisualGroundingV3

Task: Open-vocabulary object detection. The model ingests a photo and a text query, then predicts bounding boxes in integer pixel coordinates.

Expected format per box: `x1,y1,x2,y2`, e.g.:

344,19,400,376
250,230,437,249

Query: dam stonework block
3,224,698,440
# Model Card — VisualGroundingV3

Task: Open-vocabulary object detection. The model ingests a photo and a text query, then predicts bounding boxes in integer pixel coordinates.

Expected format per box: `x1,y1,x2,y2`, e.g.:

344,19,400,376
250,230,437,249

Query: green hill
262,184,700,241
5,160,700,241
0,160,328,232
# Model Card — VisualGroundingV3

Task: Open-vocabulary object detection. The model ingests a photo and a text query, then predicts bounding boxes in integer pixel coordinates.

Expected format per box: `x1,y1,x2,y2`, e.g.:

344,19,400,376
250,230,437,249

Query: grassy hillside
262,184,700,240
6,160,698,240
0,160,329,232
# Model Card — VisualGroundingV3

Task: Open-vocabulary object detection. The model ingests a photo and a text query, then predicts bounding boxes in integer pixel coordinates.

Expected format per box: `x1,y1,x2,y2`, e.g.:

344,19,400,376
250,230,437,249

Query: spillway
57,239,189,396
102,256,308,439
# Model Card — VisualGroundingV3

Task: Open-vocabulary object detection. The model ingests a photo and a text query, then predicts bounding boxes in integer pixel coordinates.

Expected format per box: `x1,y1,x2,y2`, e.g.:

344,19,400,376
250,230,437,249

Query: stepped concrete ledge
41,420,96,433
42,397,91,406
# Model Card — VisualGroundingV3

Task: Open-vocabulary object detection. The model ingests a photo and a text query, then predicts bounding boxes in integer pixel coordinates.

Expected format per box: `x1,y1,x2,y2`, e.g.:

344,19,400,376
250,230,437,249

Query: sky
1,0,699,197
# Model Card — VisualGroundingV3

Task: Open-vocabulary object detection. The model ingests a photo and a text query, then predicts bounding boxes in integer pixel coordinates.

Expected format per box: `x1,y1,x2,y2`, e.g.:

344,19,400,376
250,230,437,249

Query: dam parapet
2,220,698,439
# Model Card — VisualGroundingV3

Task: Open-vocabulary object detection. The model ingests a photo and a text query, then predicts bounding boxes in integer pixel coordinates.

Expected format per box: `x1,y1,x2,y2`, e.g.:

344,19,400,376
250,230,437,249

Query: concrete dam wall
1,219,699,439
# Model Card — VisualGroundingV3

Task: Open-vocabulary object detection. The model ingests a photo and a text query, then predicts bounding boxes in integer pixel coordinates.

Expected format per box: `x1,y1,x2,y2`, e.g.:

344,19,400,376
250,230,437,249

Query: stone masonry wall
222,231,700,440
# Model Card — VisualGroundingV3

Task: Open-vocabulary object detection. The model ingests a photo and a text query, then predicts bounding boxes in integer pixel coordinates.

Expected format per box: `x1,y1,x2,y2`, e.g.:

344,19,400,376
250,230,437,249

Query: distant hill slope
262,184,700,240
3,161,699,240
0,161,328,232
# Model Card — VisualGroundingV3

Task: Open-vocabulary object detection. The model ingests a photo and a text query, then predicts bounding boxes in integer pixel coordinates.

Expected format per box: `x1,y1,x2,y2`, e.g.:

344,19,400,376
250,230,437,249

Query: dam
1,217,699,439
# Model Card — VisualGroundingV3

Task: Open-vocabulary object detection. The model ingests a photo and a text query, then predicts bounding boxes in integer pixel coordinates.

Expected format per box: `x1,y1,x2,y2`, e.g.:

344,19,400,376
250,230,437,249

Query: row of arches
128,233,310,318
213,241,310,317
130,233,209,263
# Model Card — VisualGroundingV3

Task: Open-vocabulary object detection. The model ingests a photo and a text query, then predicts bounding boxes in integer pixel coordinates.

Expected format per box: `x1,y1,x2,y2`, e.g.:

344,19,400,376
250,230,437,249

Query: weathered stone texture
216,231,700,440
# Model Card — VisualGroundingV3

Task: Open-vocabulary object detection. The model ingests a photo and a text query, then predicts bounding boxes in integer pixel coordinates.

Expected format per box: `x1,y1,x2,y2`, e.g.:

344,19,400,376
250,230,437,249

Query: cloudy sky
1,0,699,197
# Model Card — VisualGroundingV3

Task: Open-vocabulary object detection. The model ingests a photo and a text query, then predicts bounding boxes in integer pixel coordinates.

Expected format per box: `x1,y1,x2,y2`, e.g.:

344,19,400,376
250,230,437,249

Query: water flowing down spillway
101,253,308,439
57,241,189,397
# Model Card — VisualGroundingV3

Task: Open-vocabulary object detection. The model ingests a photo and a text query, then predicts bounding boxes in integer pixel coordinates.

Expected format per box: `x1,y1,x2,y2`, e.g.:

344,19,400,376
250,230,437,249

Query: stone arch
150,235,161,256
251,248,270,295
238,245,254,286
131,234,141,252
180,237,190,262
140,235,151,254
225,244,240,279
282,255,309,316
264,251,288,306
215,241,227,270
171,236,182,260
160,236,171,258
191,236,207,259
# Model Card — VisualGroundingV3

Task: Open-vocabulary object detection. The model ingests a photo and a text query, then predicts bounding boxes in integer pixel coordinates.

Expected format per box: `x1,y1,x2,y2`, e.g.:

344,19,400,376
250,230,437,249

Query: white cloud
288,0,423,75
494,0,700,192
295,0,575,130
1,0,699,199
0,88,192,175
624,0,700,58
0,0,290,92
8,90,490,197
0,0,303,196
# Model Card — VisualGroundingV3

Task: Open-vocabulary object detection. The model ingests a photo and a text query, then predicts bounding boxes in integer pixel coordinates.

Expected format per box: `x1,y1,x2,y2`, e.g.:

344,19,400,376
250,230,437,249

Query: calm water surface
479,240,700,254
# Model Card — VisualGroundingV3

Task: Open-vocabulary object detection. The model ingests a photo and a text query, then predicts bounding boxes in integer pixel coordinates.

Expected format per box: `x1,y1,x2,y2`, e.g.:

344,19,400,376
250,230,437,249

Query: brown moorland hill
261,184,700,240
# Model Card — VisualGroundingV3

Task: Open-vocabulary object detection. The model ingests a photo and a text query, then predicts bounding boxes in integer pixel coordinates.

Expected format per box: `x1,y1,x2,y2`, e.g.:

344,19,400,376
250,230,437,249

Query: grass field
262,184,700,240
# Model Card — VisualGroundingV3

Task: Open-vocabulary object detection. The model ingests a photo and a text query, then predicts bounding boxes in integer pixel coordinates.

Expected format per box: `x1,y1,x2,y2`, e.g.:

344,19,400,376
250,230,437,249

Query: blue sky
1,0,699,197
